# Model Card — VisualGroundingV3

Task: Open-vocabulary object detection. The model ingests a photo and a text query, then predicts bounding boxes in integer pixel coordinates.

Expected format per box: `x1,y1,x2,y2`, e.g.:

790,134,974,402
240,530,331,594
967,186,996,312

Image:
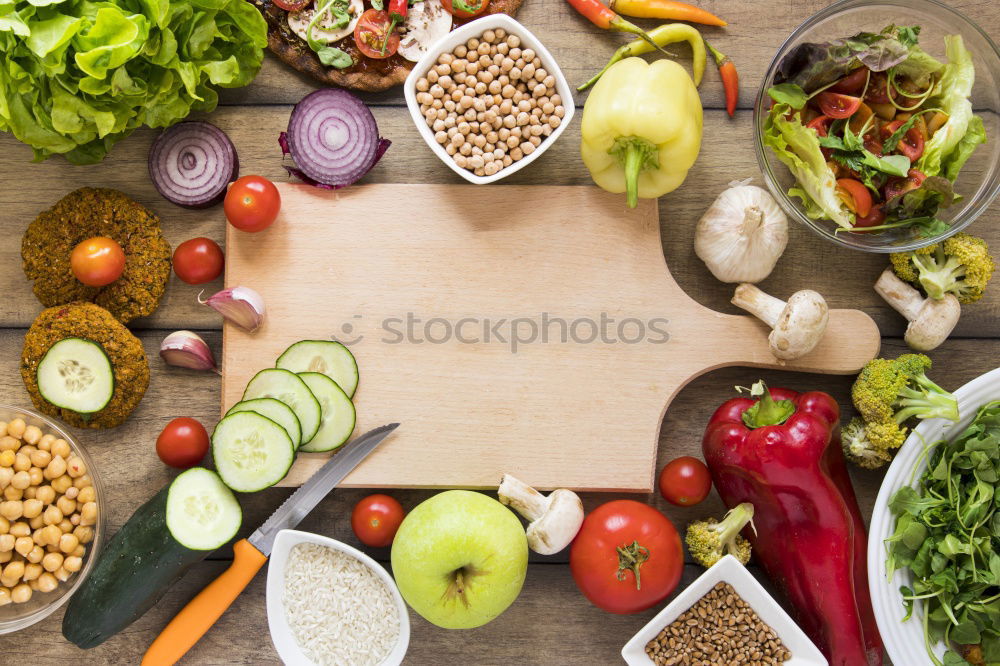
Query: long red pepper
563,0,671,53
702,382,883,666
705,40,738,117
382,0,407,54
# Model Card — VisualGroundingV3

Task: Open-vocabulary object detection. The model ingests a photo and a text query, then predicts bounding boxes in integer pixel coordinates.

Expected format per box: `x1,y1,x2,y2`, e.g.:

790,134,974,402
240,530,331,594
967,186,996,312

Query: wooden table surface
0,0,997,663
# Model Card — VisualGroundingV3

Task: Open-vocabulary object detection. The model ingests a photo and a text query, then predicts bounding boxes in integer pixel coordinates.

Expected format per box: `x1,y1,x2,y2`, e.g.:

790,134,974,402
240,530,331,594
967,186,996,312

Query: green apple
391,490,528,629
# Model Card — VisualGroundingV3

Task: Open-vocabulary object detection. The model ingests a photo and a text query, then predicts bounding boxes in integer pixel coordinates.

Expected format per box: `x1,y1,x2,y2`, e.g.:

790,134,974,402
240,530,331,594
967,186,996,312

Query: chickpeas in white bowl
405,14,574,184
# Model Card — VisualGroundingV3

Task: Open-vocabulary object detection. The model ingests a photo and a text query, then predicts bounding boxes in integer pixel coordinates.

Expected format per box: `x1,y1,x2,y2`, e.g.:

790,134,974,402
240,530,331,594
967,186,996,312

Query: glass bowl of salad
753,0,1000,252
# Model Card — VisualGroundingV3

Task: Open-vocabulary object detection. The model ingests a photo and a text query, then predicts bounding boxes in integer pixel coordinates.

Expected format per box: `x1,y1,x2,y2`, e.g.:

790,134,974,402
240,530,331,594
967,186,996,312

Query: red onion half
149,121,239,208
282,89,390,189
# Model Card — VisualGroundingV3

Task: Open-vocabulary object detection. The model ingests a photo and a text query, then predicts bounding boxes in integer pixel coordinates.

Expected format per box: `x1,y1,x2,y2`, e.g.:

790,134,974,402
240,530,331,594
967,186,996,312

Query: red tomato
156,417,209,469
881,119,925,161
570,500,683,614
836,178,873,218
815,92,862,119
864,72,891,104
354,10,399,59
863,131,884,157
658,456,711,507
884,169,927,201
224,175,281,232
272,0,309,8
352,494,405,547
829,67,869,96
805,115,832,137
70,236,126,287
172,237,224,285
853,204,886,228
441,0,489,18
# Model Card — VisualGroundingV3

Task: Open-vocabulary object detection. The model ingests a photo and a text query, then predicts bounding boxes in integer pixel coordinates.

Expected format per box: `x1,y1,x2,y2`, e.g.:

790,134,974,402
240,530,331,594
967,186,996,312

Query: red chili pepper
563,0,670,54
702,381,883,666
705,40,738,117
382,0,407,54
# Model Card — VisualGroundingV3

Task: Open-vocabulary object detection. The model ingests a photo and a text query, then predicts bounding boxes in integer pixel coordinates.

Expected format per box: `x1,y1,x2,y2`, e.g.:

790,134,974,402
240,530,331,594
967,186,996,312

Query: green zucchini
62,468,241,648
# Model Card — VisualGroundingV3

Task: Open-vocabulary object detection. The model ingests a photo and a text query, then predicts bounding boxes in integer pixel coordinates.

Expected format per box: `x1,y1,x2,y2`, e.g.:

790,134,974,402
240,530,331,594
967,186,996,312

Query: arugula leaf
317,46,353,69
890,25,921,49
767,83,807,109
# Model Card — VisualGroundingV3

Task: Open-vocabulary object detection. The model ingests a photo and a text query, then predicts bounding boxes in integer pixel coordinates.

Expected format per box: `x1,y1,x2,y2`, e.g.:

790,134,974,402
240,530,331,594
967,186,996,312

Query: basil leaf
862,152,910,177
767,83,807,109
882,114,922,153
317,46,353,69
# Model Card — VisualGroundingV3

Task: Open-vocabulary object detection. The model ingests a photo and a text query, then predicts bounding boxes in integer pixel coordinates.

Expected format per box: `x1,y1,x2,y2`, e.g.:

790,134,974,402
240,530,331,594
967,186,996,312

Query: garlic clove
160,330,219,373
199,286,265,333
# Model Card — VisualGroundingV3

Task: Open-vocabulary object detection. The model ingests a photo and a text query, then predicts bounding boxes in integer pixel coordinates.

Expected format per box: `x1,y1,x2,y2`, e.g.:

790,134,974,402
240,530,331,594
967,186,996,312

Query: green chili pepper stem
578,48,627,91
609,17,672,56
704,39,726,65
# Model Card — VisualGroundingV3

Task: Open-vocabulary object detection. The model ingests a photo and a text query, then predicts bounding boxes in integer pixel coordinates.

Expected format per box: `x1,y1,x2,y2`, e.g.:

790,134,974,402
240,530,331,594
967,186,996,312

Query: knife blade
249,421,400,556
141,423,400,666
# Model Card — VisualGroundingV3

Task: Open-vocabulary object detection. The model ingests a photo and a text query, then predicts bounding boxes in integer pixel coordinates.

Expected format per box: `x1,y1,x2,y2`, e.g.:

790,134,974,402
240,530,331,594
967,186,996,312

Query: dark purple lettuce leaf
775,29,911,93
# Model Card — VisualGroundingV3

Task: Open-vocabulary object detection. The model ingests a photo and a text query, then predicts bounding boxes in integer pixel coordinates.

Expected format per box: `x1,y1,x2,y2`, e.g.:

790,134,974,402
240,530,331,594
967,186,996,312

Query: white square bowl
403,13,575,184
266,529,410,666
621,555,828,666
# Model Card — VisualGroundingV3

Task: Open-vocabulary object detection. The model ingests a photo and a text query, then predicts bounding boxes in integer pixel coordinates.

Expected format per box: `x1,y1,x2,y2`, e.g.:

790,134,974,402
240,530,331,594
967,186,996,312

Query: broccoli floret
684,503,755,569
852,354,959,425
890,232,995,304
841,417,897,469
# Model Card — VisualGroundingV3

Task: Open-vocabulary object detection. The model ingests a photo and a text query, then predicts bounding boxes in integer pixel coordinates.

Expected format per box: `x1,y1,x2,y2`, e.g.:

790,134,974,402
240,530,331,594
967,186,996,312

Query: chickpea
41,525,61,546
13,453,29,473
42,551,63,572
0,588,9,606
51,475,72,494
0,450,14,467
466,37,479,50
22,562,41,582
0,535,13,552
453,44,467,58
506,34,520,49
7,419,26,440
0,551,9,564
43,505,62,526
37,434,54,451
36,572,58,593
3,487,22,502
434,63,450,76
10,471,30,490
0,502,21,521
23,486,36,500
11,583,31,604
44,455,66,480
10,522,29,538
35,485,55,505
27,545,43,564
72,544,85,558
0,517,7,534
54,567,70,582
549,115,562,129
58,519,72,534
22,425,41,445
14,536,32,556
81,502,97,527
2,560,25,587
57,496,76,516
29,449,52,468
0,437,18,453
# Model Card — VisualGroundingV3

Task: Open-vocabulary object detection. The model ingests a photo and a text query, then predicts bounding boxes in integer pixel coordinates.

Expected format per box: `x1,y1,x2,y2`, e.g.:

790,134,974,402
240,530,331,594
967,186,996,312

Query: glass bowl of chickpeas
0,405,103,633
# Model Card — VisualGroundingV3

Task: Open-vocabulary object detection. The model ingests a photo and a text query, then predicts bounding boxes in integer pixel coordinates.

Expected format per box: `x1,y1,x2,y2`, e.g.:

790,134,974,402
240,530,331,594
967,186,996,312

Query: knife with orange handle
141,423,400,666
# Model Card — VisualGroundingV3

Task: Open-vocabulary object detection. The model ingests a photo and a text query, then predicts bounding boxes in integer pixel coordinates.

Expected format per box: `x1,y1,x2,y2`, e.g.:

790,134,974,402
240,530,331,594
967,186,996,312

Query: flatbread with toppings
248,0,522,92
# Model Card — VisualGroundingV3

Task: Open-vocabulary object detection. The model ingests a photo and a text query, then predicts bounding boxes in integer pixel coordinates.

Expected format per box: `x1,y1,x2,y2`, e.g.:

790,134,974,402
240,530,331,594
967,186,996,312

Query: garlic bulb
694,179,788,284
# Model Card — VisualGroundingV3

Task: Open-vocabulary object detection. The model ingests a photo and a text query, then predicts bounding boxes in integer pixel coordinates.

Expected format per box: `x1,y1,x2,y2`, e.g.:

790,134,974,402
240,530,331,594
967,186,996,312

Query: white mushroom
874,268,960,352
497,474,584,555
731,283,829,360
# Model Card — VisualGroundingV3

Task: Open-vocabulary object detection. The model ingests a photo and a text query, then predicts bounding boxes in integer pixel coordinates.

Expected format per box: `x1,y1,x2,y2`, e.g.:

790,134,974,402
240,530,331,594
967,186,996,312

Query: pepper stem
609,136,659,209
578,47,626,91
615,540,650,590
738,380,795,428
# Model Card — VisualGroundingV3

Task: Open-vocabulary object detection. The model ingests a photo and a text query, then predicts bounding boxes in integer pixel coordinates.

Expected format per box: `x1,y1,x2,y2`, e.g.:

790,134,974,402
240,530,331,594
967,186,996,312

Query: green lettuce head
0,0,267,163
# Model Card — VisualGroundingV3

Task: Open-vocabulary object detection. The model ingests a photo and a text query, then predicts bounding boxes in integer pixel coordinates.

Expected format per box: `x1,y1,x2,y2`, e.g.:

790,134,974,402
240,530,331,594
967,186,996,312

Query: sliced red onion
282,90,390,189
149,121,239,208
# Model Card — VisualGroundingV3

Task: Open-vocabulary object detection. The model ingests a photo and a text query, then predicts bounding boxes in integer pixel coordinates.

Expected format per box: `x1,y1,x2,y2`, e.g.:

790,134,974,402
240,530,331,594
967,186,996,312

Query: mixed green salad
887,401,1000,666
765,25,986,236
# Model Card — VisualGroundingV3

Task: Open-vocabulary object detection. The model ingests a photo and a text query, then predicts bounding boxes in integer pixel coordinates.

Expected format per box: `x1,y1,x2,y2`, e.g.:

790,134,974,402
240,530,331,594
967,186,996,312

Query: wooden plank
217,0,999,109
2,108,997,336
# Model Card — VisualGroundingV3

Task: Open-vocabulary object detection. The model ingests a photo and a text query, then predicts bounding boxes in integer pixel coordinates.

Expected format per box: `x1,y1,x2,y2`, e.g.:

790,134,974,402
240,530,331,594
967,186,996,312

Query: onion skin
149,121,239,209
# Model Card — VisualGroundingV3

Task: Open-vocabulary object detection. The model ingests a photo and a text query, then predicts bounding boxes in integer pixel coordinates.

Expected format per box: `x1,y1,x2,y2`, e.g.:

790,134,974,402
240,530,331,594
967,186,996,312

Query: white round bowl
266,529,410,665
867,367,1000,664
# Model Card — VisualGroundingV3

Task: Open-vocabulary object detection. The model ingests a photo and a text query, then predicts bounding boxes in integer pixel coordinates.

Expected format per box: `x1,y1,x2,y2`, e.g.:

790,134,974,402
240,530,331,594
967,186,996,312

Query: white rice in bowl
284,543,401,665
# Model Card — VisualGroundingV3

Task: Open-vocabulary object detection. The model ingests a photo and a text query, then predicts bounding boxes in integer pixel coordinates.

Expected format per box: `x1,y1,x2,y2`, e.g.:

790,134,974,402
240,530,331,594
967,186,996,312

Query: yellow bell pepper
580,57,703,208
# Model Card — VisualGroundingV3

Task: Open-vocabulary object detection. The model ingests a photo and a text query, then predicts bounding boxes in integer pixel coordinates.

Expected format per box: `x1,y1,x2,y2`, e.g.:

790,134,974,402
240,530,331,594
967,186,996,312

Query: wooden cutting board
222,184,880,491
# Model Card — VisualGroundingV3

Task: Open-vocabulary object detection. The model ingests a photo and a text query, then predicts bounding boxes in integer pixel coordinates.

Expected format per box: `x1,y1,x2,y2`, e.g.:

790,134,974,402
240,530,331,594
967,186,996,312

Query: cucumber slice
36,338,114,414
297,372,356,453
165,467,242,550
212,412,295,492
242,368,321,444
276,340,359,398
226,398,303,451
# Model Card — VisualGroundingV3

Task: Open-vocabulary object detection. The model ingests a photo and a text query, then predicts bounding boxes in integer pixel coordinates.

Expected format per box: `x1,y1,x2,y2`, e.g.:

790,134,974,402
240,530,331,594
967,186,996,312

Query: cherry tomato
864,72,891,105
70,236,126,287
224,175,281,232
352,494,405,547
172,237,224,285
272,0,309,9
884,169,926,201
570,500,683,614
815,92,862,119
836,178,873,218
156,417,209,469
658,456,712,507
829,67,869,96
441,0,489,18
806,115,832,137
881,119,925,161
853,204,886,228
863,131,884,157
354,10,399,59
